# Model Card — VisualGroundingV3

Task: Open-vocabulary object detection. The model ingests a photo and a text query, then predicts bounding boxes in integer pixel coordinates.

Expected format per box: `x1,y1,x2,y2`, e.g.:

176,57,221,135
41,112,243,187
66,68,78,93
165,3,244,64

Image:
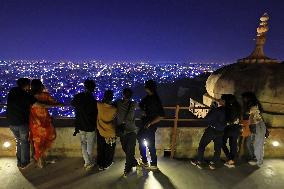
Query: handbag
116,101,132,137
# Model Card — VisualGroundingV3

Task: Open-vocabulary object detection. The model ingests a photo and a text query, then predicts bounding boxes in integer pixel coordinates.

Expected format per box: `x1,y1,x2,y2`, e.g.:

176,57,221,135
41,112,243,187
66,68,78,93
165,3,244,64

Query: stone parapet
1,126,284,158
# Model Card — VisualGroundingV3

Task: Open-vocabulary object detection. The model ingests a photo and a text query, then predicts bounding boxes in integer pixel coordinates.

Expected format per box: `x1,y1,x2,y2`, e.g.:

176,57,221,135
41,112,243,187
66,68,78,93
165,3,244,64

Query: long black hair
241,92,263,113
31,79,44,95
221,94,241,123
145,79,157,94
102,90,113,104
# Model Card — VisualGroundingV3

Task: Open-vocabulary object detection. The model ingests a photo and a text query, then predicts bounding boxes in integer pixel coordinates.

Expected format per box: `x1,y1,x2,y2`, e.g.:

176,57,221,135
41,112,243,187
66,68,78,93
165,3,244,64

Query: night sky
0,0,283,62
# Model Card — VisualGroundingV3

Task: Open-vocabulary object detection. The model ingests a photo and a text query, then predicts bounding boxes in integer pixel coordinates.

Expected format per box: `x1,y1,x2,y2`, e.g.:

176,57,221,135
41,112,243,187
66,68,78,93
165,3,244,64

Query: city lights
0,60,226,117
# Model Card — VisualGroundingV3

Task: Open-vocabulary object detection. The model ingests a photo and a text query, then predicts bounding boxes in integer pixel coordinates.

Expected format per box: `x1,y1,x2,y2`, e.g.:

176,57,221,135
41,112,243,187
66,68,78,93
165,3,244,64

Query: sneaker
146,165,159,171
224,160,235,168
257,160,263,167
37,158,45,169
248,160,257,166
138,161,149,168
98,167,104,171
85,163,94,171
209,161,216,170
122,170,131,178
122,173,127,178
104,162,114,170
19,162,33,170
190,160,203,169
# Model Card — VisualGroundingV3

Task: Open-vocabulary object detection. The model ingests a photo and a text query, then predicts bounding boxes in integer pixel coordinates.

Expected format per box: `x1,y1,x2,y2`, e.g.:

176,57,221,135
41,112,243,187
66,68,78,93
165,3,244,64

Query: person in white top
242,92,266,166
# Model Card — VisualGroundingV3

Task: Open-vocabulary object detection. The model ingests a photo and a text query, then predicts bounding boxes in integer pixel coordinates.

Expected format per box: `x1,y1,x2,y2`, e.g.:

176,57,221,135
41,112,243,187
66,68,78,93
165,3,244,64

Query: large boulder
204,63,284,127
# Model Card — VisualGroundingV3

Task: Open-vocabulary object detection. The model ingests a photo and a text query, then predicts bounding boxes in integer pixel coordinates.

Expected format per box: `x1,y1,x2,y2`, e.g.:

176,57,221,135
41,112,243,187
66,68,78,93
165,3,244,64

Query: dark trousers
137,129,157,166
96,131,116,168
222,125,241,161
120,132,138,173
197,127,223,163
10,126,30,167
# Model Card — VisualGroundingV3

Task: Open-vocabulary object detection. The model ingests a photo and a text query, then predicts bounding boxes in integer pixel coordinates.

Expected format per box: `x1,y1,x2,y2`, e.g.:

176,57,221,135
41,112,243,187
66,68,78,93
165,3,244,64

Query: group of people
71,79,164,176
191,92,267,169
7,78,164,177
7,77,267,177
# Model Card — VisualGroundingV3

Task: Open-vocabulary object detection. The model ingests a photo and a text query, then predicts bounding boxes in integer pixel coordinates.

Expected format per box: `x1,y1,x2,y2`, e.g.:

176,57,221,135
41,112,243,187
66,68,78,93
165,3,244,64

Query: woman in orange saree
29,79,61,168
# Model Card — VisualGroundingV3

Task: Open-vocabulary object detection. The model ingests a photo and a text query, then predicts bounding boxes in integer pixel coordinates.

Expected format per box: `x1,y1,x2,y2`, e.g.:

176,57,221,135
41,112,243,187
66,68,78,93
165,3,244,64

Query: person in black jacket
7,78,37,169
71,79,97,170
191,96,226,170
137,80,164,170
222,94,241,168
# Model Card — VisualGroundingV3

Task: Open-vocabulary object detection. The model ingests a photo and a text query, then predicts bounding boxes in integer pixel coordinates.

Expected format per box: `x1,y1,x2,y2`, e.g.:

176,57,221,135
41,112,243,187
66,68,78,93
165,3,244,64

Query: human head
123,88,133,100
221,94,241,122
144,80,157,95
31,79,44,94
241,91,261,110
84,79,96,92
102,90,113,103
17,78,30,91
221,94,236,106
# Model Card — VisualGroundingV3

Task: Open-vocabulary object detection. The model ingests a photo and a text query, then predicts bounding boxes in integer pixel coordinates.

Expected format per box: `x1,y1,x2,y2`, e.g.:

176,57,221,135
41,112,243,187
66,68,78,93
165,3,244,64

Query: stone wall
1,126,284,158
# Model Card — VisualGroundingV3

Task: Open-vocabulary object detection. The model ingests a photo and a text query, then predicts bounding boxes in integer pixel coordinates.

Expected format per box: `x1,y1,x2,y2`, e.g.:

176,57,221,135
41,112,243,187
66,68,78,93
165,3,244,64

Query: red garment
29,92,57,160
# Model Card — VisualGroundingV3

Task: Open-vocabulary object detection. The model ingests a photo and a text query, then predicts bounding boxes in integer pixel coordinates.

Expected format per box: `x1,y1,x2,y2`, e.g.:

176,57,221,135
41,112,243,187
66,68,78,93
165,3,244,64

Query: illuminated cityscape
0,60,226,117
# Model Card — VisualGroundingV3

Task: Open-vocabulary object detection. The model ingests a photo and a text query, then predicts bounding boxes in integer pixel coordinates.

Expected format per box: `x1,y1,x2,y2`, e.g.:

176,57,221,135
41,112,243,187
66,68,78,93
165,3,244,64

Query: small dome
206,63,284,114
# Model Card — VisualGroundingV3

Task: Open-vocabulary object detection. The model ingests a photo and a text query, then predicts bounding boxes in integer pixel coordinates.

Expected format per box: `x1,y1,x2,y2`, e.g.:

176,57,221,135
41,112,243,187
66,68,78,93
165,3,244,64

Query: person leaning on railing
137,80,165,171
191,96,227,170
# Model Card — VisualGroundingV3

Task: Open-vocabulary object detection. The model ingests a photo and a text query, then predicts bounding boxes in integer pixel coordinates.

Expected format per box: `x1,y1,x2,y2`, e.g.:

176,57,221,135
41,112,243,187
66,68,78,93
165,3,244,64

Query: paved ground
0,157,284,189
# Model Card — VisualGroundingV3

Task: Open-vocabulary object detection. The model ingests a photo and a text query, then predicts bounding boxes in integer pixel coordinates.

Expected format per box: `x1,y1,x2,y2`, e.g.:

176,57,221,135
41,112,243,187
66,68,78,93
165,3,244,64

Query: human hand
145,123,151,128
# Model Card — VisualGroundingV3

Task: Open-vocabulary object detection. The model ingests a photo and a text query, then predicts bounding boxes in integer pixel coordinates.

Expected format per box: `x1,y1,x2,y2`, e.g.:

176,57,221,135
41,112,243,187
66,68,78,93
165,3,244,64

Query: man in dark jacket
71,79,97,171
137,80,164,170
7,78,37,169
191,98,226,170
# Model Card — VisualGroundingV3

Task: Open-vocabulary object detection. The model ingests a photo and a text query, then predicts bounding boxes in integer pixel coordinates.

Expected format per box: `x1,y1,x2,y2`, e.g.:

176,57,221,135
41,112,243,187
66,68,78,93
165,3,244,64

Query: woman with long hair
96,90,117,170
242,92,266,166
29,79,61,168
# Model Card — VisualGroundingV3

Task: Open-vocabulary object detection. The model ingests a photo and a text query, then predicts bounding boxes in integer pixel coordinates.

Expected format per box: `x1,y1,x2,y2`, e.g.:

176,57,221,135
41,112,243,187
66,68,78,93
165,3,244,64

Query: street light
272,141,280,147
3,141,11,148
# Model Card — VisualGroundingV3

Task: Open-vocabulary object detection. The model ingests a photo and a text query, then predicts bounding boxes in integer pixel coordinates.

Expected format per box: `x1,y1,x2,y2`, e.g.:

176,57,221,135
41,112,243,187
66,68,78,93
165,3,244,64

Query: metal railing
0,103,210,158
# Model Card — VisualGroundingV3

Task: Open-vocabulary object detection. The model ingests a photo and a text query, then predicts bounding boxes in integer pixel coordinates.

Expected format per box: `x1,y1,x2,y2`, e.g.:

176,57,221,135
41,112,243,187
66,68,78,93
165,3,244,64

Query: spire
238,13,279,63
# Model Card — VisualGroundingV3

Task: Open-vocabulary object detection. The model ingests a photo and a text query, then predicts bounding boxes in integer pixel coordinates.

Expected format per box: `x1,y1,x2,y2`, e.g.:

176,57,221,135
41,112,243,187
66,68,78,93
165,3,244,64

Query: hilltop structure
203,13,284,127
238,13,279,64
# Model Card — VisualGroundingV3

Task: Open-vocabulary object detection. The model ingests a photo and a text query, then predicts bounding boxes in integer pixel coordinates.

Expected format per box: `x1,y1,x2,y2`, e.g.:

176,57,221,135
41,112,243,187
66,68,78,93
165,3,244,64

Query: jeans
80,131,96,166
120,132,138,173
197,127,223,163
222,125,241,161
137,129,157,166
96,131,116,168
246,134,255,160
254,121,266,165
10,125,30,167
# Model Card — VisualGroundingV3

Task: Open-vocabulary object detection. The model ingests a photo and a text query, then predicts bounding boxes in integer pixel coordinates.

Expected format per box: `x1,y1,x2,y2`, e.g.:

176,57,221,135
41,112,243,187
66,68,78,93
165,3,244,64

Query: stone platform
1,126,284,158
0,157,284,189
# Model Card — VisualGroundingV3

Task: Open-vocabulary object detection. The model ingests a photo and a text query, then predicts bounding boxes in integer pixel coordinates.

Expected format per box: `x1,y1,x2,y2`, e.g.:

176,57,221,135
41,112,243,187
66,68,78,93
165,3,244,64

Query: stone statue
238,13,278,63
